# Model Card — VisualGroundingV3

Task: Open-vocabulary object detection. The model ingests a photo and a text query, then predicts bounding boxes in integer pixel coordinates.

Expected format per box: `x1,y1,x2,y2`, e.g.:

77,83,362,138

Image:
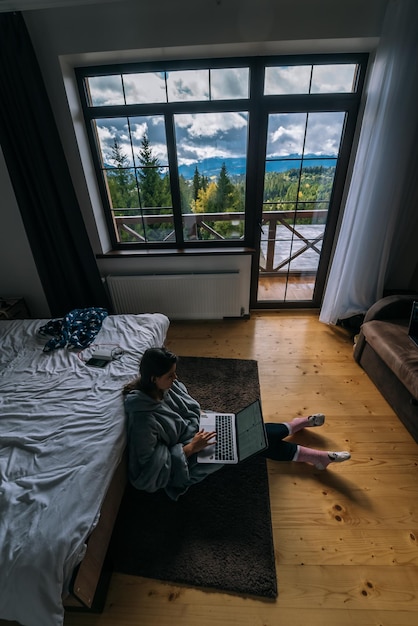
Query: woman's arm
183,428,216,457
129,426,171,491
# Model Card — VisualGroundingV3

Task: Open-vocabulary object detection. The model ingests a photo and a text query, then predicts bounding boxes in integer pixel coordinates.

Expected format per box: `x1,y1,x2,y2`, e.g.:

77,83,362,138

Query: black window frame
75,52,368,252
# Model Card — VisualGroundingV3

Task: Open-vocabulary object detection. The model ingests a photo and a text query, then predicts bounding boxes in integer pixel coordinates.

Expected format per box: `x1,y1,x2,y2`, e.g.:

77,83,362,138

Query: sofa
353,293,418,443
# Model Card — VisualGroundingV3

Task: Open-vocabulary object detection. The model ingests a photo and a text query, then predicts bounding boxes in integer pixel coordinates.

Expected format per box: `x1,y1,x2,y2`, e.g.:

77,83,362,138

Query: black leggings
261,423,297,462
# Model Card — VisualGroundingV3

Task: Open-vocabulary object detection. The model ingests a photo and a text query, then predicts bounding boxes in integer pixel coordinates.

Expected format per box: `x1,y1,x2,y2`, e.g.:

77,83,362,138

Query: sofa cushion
361,319,418,401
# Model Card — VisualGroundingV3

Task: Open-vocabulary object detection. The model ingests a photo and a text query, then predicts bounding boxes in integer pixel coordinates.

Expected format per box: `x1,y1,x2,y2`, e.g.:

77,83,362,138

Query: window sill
96,247,255,259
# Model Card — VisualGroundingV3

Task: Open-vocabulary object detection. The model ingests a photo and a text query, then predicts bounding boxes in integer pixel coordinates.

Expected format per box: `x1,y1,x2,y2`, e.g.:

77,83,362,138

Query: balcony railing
114,209,328,276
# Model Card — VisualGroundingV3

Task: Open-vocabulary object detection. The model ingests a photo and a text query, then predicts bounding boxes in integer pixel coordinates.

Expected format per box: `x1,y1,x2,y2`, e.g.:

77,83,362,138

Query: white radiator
106,273,243,320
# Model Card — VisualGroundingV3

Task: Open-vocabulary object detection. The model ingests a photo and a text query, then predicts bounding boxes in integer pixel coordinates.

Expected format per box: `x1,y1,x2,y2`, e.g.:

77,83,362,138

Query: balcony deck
258,274,316,302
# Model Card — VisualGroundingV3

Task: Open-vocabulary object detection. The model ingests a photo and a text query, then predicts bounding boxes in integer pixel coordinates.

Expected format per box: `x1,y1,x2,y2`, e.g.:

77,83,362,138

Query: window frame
75,52,368,252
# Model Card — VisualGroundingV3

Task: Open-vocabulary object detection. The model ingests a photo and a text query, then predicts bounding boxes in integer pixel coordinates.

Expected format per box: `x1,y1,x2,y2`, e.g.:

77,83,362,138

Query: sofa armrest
354,294,418,364
363,294,418,323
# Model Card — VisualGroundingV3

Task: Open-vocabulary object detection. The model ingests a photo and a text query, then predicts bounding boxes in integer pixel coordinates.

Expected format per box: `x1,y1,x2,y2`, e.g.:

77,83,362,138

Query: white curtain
319,0,418,325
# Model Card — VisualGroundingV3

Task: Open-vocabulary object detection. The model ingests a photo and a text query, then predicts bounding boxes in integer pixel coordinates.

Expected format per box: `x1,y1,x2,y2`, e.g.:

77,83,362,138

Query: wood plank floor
5,310,418,626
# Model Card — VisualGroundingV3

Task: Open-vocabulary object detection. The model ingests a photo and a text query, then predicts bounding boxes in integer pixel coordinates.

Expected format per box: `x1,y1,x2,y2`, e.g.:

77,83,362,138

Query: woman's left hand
183,429,216,457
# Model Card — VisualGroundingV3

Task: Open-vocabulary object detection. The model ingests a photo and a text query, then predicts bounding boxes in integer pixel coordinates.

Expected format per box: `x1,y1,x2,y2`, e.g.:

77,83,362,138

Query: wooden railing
114,209,328,276
259,209,327,276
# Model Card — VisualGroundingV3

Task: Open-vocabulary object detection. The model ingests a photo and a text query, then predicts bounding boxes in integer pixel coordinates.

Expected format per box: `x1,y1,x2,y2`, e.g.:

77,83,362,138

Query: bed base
64,451,127,612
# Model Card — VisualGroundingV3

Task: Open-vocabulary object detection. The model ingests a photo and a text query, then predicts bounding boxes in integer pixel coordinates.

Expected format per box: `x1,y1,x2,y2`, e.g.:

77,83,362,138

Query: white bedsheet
0,313,169,626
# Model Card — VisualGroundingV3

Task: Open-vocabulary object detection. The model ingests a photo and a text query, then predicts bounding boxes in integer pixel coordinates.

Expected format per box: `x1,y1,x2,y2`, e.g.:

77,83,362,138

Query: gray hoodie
124,380,223,500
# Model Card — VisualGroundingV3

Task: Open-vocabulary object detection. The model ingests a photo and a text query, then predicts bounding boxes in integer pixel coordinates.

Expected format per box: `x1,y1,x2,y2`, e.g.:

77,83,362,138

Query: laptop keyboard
215,414,235,461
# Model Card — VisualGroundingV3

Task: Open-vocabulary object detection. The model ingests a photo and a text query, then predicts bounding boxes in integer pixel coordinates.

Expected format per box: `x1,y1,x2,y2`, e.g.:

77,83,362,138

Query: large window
76,55,366,249
76,54,367,306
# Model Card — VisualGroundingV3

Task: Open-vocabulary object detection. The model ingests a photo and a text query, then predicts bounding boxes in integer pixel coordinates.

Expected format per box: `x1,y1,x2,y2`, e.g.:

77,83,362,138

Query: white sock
292,445,333,469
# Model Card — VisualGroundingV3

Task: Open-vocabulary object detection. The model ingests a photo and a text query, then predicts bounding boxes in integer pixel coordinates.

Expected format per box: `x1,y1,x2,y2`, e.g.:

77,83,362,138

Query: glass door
252,59,364,308
258,110,346,304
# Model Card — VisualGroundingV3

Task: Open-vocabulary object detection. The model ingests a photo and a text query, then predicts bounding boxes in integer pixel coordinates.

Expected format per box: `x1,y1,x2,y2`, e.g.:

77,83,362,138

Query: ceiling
0,0,121,12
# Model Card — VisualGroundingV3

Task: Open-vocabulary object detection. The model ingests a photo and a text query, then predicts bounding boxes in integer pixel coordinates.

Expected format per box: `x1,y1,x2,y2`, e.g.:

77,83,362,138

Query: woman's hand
183,429,216,458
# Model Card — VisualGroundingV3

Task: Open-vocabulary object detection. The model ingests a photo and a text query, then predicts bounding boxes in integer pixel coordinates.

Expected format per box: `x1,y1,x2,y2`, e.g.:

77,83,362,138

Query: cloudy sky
89,63,354,173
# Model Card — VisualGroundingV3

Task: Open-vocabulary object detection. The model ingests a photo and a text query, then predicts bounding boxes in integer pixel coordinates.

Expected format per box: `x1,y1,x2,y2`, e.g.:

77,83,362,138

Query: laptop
197,399,268,465
408,301,418,347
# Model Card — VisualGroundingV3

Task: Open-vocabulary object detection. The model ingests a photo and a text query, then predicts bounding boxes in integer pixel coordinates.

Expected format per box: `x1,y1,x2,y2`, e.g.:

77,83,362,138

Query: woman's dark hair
123,347,178,396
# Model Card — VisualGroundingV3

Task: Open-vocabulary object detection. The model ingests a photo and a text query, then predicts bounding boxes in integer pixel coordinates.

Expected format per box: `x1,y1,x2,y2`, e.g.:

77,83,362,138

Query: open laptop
408,301,418,347
197,399,268,465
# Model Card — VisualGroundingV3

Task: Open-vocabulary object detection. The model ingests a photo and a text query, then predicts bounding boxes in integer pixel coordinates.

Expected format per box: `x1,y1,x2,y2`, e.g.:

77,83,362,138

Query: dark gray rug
109,356,278,600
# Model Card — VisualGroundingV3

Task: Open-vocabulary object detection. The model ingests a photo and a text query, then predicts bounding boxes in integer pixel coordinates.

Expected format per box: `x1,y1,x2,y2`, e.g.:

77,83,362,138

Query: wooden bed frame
63,451,127,613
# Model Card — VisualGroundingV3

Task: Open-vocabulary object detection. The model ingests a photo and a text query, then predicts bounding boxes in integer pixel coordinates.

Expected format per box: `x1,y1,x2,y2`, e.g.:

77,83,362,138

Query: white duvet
0,313,169,626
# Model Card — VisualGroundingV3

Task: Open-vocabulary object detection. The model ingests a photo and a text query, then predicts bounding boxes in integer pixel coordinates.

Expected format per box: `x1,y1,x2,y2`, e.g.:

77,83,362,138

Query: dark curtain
0,11,110,317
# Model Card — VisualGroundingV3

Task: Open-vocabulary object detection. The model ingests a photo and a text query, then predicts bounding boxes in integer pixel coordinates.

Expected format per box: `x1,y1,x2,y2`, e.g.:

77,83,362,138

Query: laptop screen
408,301,418,347
236,399,268,461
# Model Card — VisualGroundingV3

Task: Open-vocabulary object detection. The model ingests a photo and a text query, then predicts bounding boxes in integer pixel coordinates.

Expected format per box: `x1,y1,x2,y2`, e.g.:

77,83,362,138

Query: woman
123,347,350,500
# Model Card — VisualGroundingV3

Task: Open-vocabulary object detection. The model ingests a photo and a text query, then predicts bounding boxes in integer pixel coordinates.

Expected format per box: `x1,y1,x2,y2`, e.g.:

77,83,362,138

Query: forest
106,136,335,242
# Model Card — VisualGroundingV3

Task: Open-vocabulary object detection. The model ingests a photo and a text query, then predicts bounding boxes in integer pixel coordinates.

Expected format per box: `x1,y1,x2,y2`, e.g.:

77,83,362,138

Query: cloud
311,65,356,93
265,65,311,95
174,112,248,164
305,112,345,155
267,112,345,157
167,69,209,102
96,116,171,166
89,75,124,106
96,109,344,169
124,72,166,104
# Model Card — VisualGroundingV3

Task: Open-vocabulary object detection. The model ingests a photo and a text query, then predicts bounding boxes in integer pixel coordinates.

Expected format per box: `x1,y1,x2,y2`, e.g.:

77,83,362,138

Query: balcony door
256,111,347,306
251,62,365,309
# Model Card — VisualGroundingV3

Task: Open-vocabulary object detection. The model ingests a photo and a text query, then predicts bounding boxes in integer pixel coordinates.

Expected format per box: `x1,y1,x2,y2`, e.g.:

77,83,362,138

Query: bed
0,312,170,626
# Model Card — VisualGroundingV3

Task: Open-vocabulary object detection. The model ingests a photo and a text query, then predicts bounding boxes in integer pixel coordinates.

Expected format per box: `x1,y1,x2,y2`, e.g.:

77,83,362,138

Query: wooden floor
6,311,418,626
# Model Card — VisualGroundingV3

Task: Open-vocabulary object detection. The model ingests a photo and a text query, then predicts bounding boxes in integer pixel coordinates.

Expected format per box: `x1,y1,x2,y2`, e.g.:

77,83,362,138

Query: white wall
0,0,391,317
0,146,50,317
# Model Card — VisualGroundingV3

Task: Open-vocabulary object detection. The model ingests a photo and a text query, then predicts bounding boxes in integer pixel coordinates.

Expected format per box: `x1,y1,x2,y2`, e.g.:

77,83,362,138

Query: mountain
178,154,337,180
178,157,247,179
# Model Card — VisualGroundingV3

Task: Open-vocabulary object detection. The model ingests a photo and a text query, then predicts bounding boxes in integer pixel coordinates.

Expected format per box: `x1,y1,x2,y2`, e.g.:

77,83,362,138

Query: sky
88,63,354,172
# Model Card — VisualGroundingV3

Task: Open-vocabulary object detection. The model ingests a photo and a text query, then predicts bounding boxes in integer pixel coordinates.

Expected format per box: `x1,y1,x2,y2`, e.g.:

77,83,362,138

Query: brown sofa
353,293,418,443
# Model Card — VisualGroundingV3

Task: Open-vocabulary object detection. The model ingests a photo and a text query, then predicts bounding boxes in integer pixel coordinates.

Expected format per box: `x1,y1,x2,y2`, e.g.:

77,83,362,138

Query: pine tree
201,174,208,191
137,134,164,208
192,166,201,202
107,139,136,209
216,162,235,211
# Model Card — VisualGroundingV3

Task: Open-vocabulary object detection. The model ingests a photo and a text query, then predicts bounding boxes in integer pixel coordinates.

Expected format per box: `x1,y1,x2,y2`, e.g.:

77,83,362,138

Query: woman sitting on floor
123,347,350,500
